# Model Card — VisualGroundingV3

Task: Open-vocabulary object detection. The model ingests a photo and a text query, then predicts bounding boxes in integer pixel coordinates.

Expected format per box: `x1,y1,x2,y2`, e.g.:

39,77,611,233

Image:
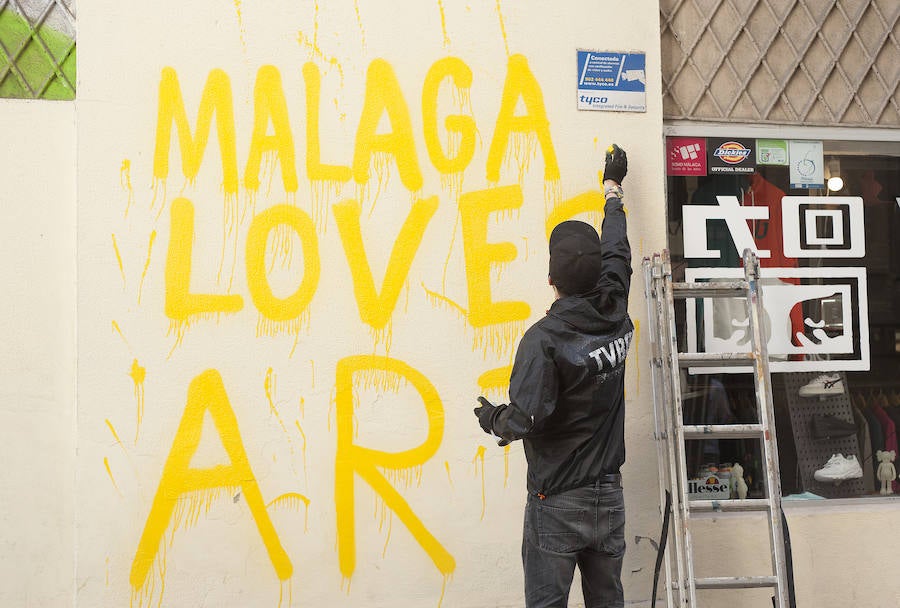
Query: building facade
657,2,900,607
0,1,897,606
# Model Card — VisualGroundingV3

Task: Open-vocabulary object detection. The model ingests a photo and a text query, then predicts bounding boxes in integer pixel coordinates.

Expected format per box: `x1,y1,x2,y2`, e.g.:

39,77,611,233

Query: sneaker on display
799,373,844,397
843,455,863,478
814,454,863,483
815,453,844,473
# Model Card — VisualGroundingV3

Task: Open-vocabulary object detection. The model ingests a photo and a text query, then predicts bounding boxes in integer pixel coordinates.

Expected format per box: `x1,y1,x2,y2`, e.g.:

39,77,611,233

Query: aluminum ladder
642,248,791,608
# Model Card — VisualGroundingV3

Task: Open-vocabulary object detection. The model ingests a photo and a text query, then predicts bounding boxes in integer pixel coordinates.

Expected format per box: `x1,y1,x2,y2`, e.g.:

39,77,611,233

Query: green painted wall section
0,9,75,100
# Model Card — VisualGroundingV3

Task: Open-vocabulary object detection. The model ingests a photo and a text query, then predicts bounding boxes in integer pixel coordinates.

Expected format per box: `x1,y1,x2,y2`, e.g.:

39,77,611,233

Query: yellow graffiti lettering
422,282,467,319
504,443,511,487
246,204,320,323
443,460,453,487
352,59,423,192
422,57,475,176
153,68,238,194
112,233,126,287
486,54,559,182
121,158,135,217
302,62,352,183
545,190,604,239
267,492,311,532
104,456,122,497
151,58,565,201
138,230,157,306
130,369,292,589
477,367,513,487
473,446,486,520
130,359,147,441
476,366,512,395
495,0,511,57
245,65,299,193
333,196,438,330
459,185,529,327
165,197,243,321
111,320,130,348
334,355,454,579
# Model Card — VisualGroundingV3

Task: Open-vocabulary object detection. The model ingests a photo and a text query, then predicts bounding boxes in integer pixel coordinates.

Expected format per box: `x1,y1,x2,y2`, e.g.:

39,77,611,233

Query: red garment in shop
746,173,804,352
871,403,900,493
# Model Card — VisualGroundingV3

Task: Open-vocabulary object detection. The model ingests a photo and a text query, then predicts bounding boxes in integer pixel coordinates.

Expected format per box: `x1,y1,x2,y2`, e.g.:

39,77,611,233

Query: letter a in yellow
130,370,292,589
486,54,560,183
352,59,423,192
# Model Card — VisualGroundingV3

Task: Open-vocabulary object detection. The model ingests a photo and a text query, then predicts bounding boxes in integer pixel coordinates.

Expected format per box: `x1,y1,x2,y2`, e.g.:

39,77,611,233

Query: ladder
642,248,791,608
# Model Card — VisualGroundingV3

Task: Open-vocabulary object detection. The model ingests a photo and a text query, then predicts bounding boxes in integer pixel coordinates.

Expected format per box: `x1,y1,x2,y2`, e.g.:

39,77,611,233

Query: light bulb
827,176,844,192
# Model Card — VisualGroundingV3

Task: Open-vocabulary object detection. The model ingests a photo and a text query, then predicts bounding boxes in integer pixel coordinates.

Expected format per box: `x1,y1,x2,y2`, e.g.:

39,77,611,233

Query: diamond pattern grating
0,0,75,100
661,0,900,126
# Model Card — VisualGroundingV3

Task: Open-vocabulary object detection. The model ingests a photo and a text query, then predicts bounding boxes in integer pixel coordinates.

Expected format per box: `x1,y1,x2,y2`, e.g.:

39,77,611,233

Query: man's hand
474,397,511,446
603,143,628,185
473,396,501,434
475,394,512,432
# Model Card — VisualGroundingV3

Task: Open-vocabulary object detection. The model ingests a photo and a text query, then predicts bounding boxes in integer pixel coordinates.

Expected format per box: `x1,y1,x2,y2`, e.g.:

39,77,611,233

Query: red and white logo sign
666,137,707,176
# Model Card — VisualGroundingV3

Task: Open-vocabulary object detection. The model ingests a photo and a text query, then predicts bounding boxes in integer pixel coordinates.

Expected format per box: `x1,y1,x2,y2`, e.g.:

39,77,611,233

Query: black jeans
522,479,625,608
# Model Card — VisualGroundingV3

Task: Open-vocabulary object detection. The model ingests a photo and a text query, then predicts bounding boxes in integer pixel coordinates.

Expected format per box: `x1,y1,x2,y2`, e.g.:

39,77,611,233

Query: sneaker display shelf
783,372,866,498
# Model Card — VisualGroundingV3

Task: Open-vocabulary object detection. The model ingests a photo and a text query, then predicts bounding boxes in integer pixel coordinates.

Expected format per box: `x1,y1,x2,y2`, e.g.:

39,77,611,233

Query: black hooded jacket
491,194,633,496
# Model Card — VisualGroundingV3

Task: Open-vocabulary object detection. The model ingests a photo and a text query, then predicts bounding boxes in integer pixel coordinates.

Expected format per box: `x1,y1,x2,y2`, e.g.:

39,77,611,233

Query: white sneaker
817,453,844,471
814,454,863,482
799,373,843,397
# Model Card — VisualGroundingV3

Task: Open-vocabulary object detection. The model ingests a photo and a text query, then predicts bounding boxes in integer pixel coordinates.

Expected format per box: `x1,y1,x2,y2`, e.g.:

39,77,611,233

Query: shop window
665,135,900,501
0,0,75,100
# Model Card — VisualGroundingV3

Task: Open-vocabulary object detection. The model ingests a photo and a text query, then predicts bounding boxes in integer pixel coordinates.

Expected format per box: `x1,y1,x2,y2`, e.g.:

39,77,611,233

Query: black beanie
548,220,602,296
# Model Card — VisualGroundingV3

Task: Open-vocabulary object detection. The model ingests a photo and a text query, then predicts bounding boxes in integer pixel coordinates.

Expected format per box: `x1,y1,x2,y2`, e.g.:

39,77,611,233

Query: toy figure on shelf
876,450,896,496
731,462,748,500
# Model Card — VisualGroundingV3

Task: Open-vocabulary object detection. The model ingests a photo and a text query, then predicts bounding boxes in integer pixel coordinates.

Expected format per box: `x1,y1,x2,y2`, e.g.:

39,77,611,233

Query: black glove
473,396,505,435
603,143,627,184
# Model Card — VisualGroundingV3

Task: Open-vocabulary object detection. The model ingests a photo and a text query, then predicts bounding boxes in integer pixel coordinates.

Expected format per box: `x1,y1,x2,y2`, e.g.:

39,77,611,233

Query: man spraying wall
474,144,633,608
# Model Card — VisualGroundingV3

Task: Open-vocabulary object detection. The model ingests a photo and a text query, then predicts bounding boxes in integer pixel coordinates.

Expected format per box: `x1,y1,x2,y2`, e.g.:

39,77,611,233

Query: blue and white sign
577,50,646,112
789,140,825,189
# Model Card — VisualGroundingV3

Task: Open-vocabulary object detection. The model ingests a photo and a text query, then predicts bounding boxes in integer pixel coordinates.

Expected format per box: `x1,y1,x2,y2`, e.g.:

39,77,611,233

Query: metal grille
661,0,900,127
0,0,75,100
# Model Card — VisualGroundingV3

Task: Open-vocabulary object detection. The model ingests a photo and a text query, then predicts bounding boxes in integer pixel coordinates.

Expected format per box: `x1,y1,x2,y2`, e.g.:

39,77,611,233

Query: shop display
799,374,845,397
666,139,899,501
686,463,731,500
731,462,748,499
876,450,897,495
685,461,751,501
810,414,856,440
813,454,863,483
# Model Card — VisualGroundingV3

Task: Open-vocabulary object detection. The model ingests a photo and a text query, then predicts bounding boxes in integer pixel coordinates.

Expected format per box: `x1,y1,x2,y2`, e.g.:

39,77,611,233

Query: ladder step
645,251,789,604
694,576,778,589
672,281,749,298
688,498,771,512
683,423,765,439
678,352,756,367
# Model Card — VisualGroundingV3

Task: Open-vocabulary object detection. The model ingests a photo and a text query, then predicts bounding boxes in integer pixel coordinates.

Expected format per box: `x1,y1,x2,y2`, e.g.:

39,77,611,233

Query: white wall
688,503,900,608
0,100,76,606
75,1,667,606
